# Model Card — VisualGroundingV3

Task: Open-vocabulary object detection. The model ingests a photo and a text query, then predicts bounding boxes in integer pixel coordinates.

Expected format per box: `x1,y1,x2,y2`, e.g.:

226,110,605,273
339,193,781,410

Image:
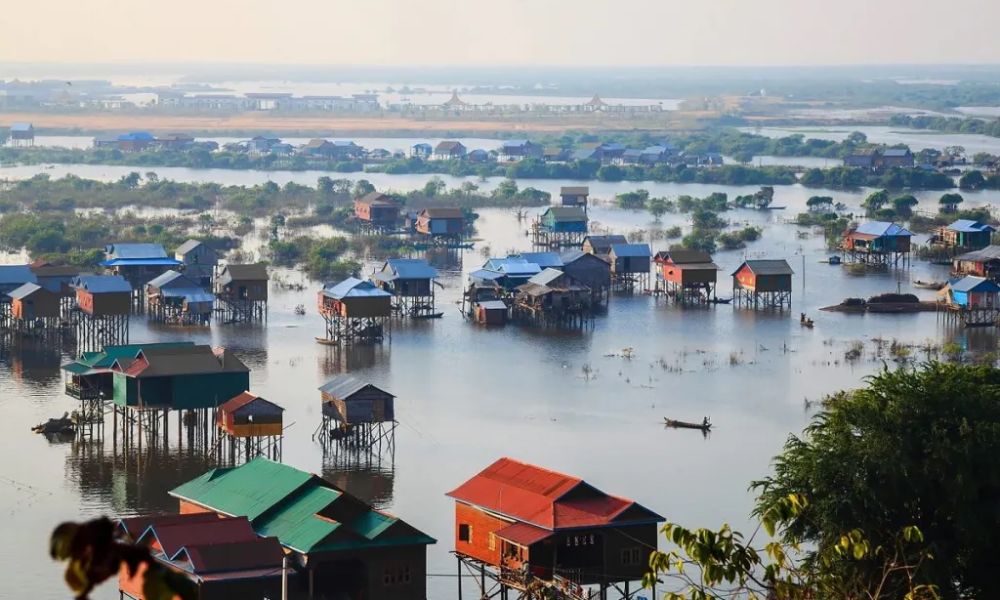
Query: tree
959,170,986,191
891,194,918,216
422,176,446,198
846,131,868,145
939,193,964,213
647,197,670,221
752,363,1000,598
806,196,834,212
352,179,375,197
144,172,159,185
317,176,335,195
616,189,649,209
861,189,889,216
492,178,519,199
118,172,141,190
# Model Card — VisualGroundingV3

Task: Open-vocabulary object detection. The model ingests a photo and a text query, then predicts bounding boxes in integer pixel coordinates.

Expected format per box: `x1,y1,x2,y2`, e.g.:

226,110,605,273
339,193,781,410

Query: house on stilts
732,259,794,309
653,250,719,302
841,221,912,267
317,277,392,345
215,263,269,323
372,258,439,318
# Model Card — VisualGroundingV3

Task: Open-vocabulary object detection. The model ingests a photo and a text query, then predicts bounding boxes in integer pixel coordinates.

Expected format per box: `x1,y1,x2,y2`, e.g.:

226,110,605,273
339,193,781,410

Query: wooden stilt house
654,250,719,301
317,277,392,345
953,246,1000,280
215,263,268,323
174,239,217,287
608,243,652,291
372,258,439,318
560,250,611,305
732,259,794,309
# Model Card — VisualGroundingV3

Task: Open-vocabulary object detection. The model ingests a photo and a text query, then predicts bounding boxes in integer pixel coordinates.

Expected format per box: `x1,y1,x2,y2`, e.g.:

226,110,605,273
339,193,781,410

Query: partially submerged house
533,207,588,248
373,258,439,317
582,235,628,258
102,243,181,304
117,513,285,600
515,269,593,326
559,186,589,209
939,220,996,252
732,259,794,309
214,263,268,323
146,270,215,325
608,243,652,291
433,140,467,160
842,221,912,266
415,208,466,238
317,277,392,344
953,246,1000,280
170,457,435,600
447,458,663,596
110,344,250,410
354,192,400,230
653,250,719,301
941,276,1000,326
9,122,34,146
174,239,217,287
560,250,612,303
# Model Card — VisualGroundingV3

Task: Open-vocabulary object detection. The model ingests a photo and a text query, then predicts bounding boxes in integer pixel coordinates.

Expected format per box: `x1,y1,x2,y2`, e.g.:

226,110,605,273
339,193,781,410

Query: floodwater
1,166,996,599
743,125,1000,156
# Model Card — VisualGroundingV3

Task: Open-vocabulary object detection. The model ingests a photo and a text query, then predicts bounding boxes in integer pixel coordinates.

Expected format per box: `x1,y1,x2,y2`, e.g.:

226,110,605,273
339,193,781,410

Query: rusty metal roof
495,522,552,546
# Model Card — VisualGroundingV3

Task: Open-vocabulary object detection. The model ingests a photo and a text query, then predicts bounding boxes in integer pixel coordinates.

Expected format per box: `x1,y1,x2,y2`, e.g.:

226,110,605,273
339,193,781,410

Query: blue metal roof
469,269,504,282
483,258,541,277
948,220,996,234
381,258,438,281
502,139,530,148
882,148,911,157
105,243,169,259
161,289,215,303
610,243,652,258
322,277,390,300
515,252,564,269
854,221,913,237
146,270,186,289
412,143,432,150
0,265,37,286
10,122,33,132
101,257,183,268
622,149,643,158
117,132,155,142
950,276,1000,293
72,275,132,293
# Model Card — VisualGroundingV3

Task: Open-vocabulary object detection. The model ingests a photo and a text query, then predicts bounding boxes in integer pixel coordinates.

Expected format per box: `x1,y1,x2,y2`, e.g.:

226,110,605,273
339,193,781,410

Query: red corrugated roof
118,512,220,541
446,457,663,530
143,517,259,558
219,391,258,414
495,522,553,546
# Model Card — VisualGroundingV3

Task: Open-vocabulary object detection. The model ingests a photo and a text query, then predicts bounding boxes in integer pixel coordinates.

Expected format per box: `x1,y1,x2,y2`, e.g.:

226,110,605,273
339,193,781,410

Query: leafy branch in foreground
50,517,196,600
643,494,938,600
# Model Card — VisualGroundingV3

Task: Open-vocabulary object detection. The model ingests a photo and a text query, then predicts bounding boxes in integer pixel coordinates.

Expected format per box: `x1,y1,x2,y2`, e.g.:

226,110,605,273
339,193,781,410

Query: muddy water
0,187,992,598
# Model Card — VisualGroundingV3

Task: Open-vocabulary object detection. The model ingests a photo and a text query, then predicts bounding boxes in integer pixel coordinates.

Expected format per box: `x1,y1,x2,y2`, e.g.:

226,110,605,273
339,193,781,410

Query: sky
4,0,1000,66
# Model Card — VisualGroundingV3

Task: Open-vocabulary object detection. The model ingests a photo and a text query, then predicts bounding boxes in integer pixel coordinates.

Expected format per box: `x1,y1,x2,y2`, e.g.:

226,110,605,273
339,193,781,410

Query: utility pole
282,555,288,600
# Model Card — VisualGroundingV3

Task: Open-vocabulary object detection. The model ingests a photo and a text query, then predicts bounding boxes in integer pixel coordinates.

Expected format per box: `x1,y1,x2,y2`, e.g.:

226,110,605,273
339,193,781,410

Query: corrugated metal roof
106,243,170,260
527,268,566,287
318,375,395,400
583,235,628,252
853,221,912,237
656,250,716,265
610,243,652,258
502,139,530,148
254,485,342,552
560,186,589,196
447,457,663,530
950,276,1000,293
72,274,132,293
734,259,794,276
515,252,564,269
181,537,284,574
955,245,1000,262
948,220,995,234
882,148,911,157
484,258,542,277
469,269,504,282
219,263,268,283
101,257,182,268
122,345,248,378
10,122,33,132
0,265,37,286
146,270,187,289
420,207,465,219
381,258,438,281
63,342,195,373
219,392,284,417
162,289,215,304
174,239,203,255
477,300,507,310
322,277,390,299
496,522,553,546
543,206,587,222
356,191,394,205
7,282,44,300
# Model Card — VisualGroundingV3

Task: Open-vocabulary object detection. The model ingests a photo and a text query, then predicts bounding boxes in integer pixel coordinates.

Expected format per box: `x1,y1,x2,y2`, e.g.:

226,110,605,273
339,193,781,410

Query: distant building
433,140,467,160
9,122,34,146
879,148,915,169
101,243,181,293
498,139,542,161
559,186,589,209
354,192,400,229
538,206,588,233
110,344,249,410
411,143,433,158
940,220,996,252
174,239,217,287
952,246,1000,280
415,207,466,237
582,234,628,258
116,131,156,152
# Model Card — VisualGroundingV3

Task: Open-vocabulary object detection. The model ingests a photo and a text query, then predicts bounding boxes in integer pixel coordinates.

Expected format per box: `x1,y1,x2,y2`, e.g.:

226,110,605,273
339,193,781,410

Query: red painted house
447,458,663,593
354,192,400,229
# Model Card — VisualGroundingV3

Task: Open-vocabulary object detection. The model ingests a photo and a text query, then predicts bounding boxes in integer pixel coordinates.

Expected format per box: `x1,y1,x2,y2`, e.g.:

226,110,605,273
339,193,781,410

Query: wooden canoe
664,418,711,431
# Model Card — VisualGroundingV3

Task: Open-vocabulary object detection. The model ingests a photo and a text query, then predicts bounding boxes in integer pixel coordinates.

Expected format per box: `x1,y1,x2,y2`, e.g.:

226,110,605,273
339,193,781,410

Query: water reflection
321,453,396,509
318,345,387,376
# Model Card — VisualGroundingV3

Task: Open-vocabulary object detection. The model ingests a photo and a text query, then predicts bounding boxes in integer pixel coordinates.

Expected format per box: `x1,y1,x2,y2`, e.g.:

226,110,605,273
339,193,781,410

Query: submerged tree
938,193,964,213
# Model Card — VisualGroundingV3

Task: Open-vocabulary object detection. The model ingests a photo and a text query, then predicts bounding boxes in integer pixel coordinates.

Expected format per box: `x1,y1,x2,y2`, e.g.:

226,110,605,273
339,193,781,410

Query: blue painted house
947,276,1000,308
944,220,996,251
538,207,588,233
843,221,913,254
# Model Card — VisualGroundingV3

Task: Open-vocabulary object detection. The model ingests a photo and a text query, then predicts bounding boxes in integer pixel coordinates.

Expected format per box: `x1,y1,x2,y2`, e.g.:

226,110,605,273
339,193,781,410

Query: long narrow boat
912,280,946,290
664,417,711,431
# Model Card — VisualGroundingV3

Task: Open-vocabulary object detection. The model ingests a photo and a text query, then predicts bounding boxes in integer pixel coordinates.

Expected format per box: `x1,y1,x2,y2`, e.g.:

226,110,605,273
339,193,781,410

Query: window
384,565,412,586
459,523,472,543
488,532,496,551
621,547,643,565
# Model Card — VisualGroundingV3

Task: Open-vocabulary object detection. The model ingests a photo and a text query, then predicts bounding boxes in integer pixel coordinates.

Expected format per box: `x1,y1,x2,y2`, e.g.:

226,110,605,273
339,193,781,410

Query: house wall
78,291,131,316
222,279,268,302
754,274,792,293
454,503,508,565
563,259,611,291
310,544,428,600
342,296,392,318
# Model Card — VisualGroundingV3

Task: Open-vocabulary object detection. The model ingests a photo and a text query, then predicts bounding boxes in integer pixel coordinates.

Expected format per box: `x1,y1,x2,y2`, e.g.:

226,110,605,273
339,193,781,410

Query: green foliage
862,189,890,216
616,189,650,209
647,197,672,220
958,170,986,191
889,114,1000,138
938,193,964,213
806,196,834,212
753,362,1000,598
51,517,196,600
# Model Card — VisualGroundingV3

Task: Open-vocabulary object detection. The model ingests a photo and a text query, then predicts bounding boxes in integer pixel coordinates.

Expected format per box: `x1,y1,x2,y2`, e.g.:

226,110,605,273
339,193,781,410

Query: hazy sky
5,0,1000,66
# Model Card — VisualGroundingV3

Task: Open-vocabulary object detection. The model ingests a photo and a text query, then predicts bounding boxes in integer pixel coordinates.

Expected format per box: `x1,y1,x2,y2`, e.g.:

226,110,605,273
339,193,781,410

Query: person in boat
702,416,711,428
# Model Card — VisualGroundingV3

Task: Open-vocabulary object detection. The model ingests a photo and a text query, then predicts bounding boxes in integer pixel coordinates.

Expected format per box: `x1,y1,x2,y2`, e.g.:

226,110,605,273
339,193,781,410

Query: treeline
888,114,1000,138
0,173,551,217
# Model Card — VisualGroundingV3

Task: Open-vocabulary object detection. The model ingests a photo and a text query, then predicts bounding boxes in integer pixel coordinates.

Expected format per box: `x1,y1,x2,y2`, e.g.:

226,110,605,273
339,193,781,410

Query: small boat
315,337,339,346
912,280,945,290
664,417,711,431
827,256,842,265
708,297,732,304
412,312,444,319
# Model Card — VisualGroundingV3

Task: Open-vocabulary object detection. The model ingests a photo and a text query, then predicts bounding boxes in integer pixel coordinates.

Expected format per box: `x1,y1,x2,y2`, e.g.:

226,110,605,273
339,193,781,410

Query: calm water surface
0,171,996,598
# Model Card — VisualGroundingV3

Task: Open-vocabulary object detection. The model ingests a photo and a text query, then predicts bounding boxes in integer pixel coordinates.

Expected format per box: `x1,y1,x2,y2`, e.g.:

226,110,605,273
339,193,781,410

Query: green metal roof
255,486,342,553
62,342,196,372
170,457,313,521
170,458,436,555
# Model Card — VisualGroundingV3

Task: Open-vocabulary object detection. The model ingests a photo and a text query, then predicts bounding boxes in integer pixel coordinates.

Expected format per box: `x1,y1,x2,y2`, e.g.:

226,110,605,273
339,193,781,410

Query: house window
459,523,472,543
621,547,643,565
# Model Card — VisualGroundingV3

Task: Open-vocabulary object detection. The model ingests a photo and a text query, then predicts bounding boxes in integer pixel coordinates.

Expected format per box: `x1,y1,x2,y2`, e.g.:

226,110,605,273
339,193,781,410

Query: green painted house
110,344,249,410
539,206,588,233
171,457,435,600
62,342,195,400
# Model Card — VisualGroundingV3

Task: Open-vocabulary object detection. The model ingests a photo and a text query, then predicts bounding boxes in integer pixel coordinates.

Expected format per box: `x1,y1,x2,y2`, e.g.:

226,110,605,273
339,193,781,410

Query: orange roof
446,457,663,530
